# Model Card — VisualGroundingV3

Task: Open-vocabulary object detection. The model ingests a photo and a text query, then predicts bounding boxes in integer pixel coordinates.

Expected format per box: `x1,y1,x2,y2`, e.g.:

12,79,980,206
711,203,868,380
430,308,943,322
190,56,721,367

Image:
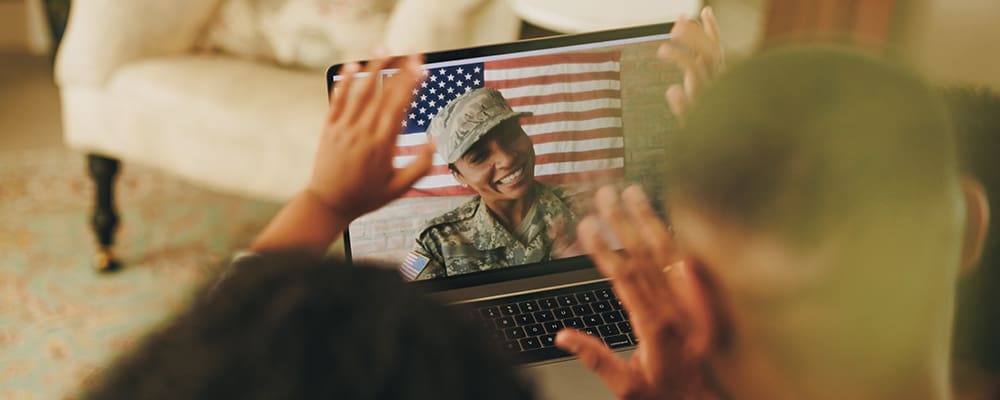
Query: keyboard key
618,321,632,333
480,306,500,319
525,324,545,336
544,320,564,333
501,304,521,316
504,341,521,352
576,291,596,303
495,316,515,329
540,334,557,347
533,310,554,322
554,307,573,319
602,310,624,324
583,327,599,336
564,317,584,329
584,315,604,326
519,301,539,313
573,304,594,316
598,324,621,337
515,314,536,325
612,300,624,310
592,301,611,313
603,334,632,348
628,333,638,344
557,295,578,306
595,288,614,300
520,337,542,350
538,298,559,309
505,327,526,340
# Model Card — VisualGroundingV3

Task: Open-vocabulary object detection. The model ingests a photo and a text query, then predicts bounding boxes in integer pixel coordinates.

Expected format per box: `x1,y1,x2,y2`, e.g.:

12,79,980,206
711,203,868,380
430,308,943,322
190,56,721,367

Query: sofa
55,0,520,270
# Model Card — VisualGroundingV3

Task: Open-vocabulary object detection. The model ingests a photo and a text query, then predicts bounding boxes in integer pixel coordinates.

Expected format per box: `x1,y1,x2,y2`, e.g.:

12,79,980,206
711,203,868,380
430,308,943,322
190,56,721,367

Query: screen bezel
326,22,673,292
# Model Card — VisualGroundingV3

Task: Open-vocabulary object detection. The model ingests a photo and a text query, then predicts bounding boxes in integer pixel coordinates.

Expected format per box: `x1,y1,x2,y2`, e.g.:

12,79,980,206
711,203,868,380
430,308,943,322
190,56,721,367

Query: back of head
83,252,535,400
666,46,964,389
945,86,1000,375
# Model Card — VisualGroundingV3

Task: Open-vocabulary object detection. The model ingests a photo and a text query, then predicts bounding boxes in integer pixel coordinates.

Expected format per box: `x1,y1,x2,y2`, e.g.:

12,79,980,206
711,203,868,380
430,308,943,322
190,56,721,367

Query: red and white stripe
397,52,624,197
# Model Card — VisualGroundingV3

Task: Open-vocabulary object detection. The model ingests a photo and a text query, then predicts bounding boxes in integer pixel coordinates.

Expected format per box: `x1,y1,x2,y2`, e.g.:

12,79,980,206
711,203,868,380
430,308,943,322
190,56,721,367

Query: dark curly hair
82,252,535,400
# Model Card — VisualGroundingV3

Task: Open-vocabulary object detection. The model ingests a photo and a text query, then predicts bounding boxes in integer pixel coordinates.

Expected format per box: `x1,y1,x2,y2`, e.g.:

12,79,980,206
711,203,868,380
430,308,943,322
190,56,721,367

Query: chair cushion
102,55,328,200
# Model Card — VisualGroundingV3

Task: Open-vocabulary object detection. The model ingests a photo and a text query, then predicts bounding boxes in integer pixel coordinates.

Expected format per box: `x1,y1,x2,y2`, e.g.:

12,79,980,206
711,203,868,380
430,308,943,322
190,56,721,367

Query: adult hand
556,185,714,400
251,53,433,254
306,53,435,222
659,6,724,125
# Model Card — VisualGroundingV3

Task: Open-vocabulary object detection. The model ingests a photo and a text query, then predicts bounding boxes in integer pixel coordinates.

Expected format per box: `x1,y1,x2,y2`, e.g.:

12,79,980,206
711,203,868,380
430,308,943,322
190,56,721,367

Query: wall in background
893,0,1000,90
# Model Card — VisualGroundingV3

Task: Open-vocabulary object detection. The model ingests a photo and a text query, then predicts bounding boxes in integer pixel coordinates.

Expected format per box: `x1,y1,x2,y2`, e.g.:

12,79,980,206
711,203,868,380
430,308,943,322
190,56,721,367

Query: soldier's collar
472,182,559,250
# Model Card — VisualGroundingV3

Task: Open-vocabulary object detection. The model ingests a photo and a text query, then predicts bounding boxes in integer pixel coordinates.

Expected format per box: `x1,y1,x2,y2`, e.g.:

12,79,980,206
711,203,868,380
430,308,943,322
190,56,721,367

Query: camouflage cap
428,88,533,164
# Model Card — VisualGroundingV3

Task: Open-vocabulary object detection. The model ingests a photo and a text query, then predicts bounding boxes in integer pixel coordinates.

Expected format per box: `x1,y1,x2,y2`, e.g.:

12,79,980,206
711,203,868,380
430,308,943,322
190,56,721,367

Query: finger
701,6,722,55
386,142,434,198
342,53,393,122
595,186,645,258
556,329,633,394
621,185,677,266
683,59,709,106
657,42,701,75
577,216,626,278
375,54,424,141
671,16,721,70
666,85,688,125
328,62,360,123
669,260,717,359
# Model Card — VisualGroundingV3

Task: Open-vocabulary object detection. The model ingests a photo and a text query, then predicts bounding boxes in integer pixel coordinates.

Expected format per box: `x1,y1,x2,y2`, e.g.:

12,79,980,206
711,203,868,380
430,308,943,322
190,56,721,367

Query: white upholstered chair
55,0,520,270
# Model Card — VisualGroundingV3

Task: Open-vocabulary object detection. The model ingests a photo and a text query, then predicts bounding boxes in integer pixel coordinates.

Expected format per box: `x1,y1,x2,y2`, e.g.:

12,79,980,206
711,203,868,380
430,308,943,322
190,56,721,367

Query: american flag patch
400,252,430,281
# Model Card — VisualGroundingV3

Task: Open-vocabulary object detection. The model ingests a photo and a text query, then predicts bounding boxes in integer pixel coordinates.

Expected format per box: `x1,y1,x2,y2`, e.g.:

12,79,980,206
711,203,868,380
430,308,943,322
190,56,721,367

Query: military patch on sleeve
400,252,431,281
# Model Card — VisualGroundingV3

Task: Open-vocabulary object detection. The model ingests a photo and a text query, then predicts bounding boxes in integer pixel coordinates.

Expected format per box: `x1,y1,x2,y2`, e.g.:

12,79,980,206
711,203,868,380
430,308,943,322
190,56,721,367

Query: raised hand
659,7,724,124
252,53,432,254
308,53,434,222
556,185,714,400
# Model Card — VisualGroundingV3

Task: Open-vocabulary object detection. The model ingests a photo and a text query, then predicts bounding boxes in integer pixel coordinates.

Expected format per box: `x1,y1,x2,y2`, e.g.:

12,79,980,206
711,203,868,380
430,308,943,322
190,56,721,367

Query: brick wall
349,41,682,264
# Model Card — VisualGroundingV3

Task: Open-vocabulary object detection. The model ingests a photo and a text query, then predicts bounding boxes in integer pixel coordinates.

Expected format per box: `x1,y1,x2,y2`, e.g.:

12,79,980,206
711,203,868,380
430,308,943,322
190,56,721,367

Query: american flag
392,51,625,197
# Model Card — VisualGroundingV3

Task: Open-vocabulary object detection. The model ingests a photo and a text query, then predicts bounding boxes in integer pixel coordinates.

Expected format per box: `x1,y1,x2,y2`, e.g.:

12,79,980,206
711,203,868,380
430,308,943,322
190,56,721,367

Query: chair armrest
55,0,221,87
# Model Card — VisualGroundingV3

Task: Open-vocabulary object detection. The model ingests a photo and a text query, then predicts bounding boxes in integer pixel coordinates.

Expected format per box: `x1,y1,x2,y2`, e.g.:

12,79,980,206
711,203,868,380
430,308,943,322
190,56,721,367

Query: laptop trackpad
525,350,633,400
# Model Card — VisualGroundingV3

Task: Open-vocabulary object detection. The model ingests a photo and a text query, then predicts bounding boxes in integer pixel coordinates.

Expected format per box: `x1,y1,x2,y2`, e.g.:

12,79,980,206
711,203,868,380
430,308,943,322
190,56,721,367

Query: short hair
945,86,1000,373
665,46,959,248
82,252,535,400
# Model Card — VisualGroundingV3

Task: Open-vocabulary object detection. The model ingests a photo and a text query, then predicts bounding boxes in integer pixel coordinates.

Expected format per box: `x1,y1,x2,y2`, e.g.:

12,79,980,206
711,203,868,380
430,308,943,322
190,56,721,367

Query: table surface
508,0,703,33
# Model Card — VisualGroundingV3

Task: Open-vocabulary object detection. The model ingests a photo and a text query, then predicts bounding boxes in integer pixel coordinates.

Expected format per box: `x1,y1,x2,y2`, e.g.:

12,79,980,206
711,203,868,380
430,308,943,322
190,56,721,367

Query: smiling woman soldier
405,88,585,280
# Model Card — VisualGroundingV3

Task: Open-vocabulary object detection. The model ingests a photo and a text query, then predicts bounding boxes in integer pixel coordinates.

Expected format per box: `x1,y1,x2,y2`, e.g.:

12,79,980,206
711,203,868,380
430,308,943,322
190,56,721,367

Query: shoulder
415,197,480,242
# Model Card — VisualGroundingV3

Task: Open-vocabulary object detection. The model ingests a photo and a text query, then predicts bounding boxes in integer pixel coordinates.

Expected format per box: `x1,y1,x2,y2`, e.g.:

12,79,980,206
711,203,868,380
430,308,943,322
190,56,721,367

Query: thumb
556,329,632,392
388,142,434,197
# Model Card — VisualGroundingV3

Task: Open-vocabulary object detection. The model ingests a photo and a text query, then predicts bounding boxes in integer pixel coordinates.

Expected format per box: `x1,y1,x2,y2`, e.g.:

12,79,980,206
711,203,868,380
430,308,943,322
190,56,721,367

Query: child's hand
306,53,434,222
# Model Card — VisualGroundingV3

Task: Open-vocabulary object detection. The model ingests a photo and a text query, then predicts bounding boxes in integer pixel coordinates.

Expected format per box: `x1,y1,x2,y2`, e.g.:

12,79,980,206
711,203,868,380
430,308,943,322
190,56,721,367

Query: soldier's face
452,119,536,202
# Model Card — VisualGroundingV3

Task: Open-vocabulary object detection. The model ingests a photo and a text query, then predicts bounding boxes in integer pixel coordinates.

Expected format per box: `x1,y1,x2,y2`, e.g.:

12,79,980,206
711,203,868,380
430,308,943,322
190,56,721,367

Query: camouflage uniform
409,181,579,280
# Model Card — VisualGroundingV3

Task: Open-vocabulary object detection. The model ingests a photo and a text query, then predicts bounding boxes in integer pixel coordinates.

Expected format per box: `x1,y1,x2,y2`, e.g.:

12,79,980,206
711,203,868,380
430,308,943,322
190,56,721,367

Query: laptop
327,23,679,399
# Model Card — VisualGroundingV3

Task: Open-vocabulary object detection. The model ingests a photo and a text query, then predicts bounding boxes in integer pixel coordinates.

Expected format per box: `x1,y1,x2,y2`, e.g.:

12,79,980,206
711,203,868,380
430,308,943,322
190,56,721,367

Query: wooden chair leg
87,154,121,272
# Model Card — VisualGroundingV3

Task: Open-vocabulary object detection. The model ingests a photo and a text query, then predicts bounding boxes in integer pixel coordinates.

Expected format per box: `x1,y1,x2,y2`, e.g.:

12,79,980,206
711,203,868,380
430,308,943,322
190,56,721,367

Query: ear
960,176,990,275
451,168,468,187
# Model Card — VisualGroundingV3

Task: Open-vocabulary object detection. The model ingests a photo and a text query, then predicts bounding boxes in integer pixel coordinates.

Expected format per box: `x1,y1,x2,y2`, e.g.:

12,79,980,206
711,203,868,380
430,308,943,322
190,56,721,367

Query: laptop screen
327,23,680,287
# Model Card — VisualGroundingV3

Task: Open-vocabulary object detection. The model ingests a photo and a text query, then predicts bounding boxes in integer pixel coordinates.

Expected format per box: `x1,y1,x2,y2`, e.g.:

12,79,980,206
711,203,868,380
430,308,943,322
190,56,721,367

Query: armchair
55,0,520,270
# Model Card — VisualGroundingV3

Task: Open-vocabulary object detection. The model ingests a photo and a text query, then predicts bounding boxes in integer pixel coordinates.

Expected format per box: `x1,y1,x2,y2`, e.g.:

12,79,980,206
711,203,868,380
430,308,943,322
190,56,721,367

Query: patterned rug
0,149,281,399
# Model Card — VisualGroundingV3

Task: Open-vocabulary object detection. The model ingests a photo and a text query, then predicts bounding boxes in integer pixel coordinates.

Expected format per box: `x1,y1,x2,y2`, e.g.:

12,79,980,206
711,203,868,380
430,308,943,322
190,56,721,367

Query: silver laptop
328,24,678,399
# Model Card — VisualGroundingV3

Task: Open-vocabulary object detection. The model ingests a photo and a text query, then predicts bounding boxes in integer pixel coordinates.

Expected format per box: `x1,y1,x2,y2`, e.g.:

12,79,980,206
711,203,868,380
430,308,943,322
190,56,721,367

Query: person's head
83,252,535,400
429,88,536,202
663,46,974,397
943,86,999,391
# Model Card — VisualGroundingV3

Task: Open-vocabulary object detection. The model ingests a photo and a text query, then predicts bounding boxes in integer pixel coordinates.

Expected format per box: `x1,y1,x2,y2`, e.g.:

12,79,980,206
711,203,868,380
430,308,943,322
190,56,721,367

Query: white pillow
198,0,396,70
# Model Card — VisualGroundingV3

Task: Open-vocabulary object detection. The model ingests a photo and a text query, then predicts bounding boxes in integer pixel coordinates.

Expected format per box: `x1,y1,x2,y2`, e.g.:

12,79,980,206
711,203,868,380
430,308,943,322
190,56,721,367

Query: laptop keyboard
460,281,637,363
